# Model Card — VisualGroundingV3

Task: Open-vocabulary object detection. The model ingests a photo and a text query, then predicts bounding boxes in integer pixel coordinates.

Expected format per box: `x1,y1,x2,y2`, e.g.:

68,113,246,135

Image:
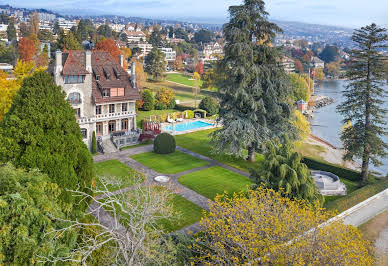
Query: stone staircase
102,139,118,153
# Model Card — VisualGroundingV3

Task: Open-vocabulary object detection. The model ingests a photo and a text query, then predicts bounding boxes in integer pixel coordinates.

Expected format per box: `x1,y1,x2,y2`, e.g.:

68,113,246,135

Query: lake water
311,80,388,175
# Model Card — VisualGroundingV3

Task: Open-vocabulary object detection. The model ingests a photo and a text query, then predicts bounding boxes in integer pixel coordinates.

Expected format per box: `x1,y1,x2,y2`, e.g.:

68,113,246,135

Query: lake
311,80,388,175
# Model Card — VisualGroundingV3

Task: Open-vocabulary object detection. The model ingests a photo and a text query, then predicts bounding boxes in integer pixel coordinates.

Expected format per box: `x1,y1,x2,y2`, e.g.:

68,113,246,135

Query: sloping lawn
95,160,142,191
167,73,202,87
130,150,209,174
175,129,264,172
178,166,252,200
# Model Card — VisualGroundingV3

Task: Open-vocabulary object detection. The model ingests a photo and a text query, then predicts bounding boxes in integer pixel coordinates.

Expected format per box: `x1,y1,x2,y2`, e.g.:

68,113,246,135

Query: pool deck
161,119,220,135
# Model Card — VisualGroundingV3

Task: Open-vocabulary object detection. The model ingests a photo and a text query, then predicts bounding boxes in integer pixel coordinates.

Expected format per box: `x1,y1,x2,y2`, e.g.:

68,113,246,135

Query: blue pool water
164,121,212,132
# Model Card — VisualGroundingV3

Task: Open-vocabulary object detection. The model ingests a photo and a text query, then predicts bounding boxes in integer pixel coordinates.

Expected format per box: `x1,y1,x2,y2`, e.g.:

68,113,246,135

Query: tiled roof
62,51,90,75
125,30,146,37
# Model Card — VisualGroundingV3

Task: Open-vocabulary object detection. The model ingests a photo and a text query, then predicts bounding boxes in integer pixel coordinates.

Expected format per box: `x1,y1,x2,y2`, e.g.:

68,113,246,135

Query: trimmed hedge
302,156,362,182
154,133,176,154
325,179,388,213
175,104,196,111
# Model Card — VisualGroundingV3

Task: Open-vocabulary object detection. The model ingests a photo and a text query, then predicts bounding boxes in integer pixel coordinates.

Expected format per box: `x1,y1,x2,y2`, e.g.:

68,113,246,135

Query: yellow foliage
155,87,174,106
193,187,373,265
13,59,35,81
292,110,311,142
0,71,19,120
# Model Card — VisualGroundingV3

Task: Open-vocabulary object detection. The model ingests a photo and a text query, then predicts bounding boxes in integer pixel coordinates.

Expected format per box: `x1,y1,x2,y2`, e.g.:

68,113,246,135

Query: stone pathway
91,144,251,234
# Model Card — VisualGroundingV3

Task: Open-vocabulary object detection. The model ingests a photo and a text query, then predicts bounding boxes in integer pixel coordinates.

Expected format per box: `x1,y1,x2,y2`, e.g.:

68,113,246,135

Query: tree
145,47,166,81
193,187,373,265
53,21,61,35
194,29,213,43
18,37,36,62
29,11,40,36
44,178,179,265
97,24,113,38
95,38,121,63
155,87,175,108
0,42,17,65
141,89,155,111
120,47,132,68
19,22,28,37
37,29,54,42
288,73,310,101
57,30,82,50
0,71,94,217
195,61,204,75
149,27,163,46
0,164,76,264
292,110,311,141
319,45,339,63
314,67,325,80
250,137,323,204
35,44,49,68
192,72,201,108
295,59,304,73
6,18,17,42
92,131,97,154
0,70,19,120
201,68,217,90
173,56,184,71
212,0,293,162
199,96,219,116
134,60,146,90
337,24,388,182
324,61,340,78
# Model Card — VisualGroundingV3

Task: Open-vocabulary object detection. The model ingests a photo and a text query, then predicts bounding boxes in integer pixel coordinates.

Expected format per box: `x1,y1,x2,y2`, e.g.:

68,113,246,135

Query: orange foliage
18,37,36,62
95,39,122,63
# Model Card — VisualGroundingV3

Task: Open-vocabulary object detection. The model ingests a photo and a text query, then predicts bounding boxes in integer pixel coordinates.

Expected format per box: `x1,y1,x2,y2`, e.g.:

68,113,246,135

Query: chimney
54,50,62,82
131,62,136,89
85,50,92,72
119,54,124,68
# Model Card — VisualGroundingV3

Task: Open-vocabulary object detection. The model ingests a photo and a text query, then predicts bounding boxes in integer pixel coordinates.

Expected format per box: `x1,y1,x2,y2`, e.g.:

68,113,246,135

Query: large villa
50,50,140,149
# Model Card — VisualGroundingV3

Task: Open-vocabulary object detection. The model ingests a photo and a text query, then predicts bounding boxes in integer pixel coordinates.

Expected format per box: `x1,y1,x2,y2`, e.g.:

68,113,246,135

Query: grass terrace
130,150,209,174
95,160,143,192
136,109,179,128
178,166,252,200
167,73,203,87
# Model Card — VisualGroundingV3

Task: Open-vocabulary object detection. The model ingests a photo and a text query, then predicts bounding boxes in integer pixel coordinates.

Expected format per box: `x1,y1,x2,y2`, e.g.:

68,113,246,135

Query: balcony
69,99,82,105
96,111,136,121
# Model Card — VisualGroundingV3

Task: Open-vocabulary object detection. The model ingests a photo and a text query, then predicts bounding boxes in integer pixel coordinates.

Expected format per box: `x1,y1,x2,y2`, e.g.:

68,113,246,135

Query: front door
108,120,116,133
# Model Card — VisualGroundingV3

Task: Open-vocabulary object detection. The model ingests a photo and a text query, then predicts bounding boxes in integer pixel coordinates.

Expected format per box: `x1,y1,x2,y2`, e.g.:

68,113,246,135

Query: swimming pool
164,121,213,132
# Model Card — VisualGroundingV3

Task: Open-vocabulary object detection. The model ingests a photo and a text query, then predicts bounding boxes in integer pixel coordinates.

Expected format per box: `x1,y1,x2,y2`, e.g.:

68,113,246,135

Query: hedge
325,179,388,213
302,156,362,182
175,104,196,111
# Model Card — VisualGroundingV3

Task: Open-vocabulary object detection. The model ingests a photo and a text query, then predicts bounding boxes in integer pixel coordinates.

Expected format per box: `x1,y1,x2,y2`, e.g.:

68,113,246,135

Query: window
64,75,85,84
122,103,128,112
96,122,103,135
80,128,87,139
109,104,115,114
96,105,102,115
68,92,81,105
74,108,81,118
121,119,128,131
118,88,124,96
111,88,118,97
108,120,116,133
103,89,110,98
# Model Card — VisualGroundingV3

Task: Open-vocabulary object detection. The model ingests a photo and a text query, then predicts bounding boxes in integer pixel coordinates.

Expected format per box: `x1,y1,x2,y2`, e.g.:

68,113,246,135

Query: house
200,42,224,60
123,30,146,43
50,50,140,149
127,42,153,58
311,56,325,69
159,47,176,62
281,56,295,73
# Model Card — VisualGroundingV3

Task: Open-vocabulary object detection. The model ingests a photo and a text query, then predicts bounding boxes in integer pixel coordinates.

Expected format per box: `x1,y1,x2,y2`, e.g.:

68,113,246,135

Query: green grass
178,166,252,200
167,73,203,87
158,194,204,232
120,140,153,150
130,150,209,174
175,129,264,172
295,142,326,161
95,160,142,191
136,109,178,127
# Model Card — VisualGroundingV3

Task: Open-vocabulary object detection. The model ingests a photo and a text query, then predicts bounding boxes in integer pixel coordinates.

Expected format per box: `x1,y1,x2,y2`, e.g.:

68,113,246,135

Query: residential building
127,42,153,58
159,47,176,61
0,63,13,73
281,56,296,73
50,50,140,149
57,18,76,31
311,56,325,69
123,30,146,43
200,42,224,60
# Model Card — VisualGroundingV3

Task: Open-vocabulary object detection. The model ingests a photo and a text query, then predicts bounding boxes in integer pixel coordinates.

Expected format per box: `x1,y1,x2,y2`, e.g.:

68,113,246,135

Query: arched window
68,92,81,105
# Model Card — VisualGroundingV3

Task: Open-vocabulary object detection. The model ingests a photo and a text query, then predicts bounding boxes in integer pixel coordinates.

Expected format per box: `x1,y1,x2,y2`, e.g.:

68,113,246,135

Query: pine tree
337,24,388,182
0,71,94,217
144,47,166,81
6,19,17,42
211,0,294,162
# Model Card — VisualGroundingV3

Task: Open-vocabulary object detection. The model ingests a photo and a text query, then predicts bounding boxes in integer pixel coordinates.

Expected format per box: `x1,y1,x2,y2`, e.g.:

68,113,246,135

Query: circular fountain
311,170,347,196
154,176,170,183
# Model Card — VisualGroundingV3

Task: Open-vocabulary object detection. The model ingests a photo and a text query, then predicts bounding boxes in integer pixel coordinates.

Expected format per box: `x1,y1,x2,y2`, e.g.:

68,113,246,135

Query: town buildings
50,50,140,149
159,47,176,61
200,42,224,61
281,56,296,73
127,42,153,58
311,56,325,68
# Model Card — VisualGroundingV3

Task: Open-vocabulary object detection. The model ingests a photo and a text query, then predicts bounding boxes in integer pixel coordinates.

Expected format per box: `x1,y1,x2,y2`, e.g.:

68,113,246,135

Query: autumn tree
193,187,373,265
133,60,146,90
0,71,94,218
325,61,340,78
120,47,132,68
288,73,310,101
155,87,175,109
95,38,121,63
195,60,204,75
0,70,19,120
35,44,49,68
314,67,325,80
192,72,201,108
201,68,217,90
173,56,184,71
337,24,388,182
212,0,294,162
29,11,40,36
18,37,35,62
295,59,304,73
292,110,311,142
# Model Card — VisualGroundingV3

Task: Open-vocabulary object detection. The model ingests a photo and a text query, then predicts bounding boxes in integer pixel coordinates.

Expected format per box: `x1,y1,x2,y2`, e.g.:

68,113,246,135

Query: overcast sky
3,0,388,28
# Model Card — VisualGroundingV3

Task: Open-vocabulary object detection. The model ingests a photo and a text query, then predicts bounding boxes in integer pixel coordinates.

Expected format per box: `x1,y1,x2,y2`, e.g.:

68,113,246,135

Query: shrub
92,131,97,154
154,133,176,154
302,157,362,182
199,96,219,115
142,89,154,111
155,101,167,110
183,110,194,119
155,88,174,106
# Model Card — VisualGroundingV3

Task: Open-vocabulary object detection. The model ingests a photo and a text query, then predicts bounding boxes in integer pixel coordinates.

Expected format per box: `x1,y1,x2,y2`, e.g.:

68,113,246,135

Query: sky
2,0,388,28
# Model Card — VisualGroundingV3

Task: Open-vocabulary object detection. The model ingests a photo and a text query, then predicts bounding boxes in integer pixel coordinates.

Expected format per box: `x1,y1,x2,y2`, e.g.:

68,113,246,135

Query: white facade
159,47,176,61
128,42,153,58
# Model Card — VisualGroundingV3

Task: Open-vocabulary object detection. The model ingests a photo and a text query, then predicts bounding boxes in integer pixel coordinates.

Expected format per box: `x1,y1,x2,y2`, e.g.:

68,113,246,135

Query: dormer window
96,75,100,81
103,89,110,98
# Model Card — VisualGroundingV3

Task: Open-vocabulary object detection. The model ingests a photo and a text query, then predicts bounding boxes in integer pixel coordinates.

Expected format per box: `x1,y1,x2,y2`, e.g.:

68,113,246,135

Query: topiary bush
141,89,155,111
183,110,194,119
92,131,97,154
154,133,176,154
199,96,219,115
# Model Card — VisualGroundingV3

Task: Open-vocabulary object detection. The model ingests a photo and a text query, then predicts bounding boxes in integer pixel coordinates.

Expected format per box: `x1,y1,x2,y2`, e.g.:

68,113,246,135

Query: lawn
178,166,252,200
95,160,142,191
175,129,264,172
130,150,209,174
120,140,153,150
136,109,178,127
167,73,203,87
295,142,326,161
